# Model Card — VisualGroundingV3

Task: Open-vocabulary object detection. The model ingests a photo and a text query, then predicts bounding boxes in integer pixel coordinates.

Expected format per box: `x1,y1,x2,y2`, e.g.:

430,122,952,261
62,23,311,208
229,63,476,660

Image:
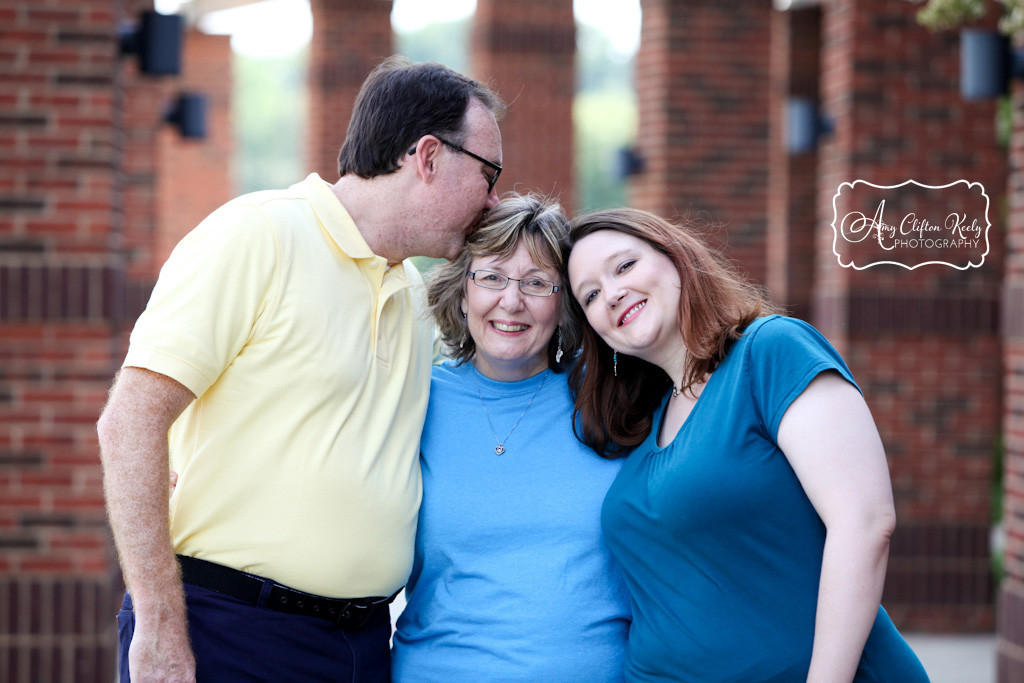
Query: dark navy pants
117,583,391,682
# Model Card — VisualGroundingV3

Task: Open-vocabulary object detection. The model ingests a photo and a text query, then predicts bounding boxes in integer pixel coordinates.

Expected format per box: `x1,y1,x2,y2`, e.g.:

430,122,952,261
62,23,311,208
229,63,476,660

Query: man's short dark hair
337,56,504,179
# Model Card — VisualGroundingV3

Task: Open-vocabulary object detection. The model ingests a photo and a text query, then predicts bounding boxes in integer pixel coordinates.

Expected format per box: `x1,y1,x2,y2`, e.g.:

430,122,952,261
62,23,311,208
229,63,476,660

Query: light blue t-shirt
602,316,929,682
392,361,631,682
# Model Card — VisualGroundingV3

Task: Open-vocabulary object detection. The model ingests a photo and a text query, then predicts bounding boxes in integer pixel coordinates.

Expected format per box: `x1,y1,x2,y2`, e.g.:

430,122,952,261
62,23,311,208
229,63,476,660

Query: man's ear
409,135,443,183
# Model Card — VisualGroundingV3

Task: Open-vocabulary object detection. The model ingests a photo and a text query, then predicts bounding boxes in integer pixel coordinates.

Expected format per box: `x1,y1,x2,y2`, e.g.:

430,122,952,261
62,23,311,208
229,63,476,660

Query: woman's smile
618,300,647,327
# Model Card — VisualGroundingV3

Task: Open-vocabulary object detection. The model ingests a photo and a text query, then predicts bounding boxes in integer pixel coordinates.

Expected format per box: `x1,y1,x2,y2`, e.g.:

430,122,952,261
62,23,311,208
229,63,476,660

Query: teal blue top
393,362,631,682
602,316,929,682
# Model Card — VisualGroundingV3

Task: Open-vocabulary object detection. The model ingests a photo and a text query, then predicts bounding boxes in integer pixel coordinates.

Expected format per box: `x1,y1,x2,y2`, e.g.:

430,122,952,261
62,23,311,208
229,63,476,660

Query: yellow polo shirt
123,173,435,598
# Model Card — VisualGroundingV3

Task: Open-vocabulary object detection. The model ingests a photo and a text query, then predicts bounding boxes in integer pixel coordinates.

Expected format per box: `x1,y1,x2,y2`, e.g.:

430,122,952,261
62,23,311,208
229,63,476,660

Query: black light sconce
165,93,207,139
960,28,1024,100
786,97,833,155
615,146,645,179
119,11,184,76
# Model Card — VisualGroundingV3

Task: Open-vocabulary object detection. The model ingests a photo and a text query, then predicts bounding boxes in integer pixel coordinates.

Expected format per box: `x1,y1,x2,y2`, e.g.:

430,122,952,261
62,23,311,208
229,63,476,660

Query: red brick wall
814,0,1004,631
1,1,127,678
0,2,232,680
999,75,1024,683
307,0,393,183
636,0,1004,633
471,0,576,211
631,0,772,284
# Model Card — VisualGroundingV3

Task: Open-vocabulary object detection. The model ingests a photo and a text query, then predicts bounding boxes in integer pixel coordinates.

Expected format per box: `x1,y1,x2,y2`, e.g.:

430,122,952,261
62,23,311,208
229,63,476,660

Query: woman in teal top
564,208,929,682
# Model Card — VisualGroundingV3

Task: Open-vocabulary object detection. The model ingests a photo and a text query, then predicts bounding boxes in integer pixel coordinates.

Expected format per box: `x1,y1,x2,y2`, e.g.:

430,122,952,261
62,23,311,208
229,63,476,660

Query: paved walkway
904,633,997,683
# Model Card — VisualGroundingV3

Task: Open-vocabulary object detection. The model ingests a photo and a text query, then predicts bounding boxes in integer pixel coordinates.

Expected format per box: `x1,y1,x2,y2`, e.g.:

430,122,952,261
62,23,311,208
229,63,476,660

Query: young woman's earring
613,350,618,377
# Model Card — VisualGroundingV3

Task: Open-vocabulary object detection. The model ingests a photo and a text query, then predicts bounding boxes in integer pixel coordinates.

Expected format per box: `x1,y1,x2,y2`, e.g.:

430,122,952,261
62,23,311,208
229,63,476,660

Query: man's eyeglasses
469,270,561,297
409,136,502,193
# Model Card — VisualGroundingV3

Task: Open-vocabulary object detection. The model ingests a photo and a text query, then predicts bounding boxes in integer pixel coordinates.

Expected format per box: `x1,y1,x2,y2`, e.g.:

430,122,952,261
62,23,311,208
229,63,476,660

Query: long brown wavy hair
563,208,781,458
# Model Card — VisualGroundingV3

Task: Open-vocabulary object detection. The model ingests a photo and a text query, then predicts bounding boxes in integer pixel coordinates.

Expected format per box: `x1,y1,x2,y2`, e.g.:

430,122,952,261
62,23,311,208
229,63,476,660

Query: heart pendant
494,444,505,455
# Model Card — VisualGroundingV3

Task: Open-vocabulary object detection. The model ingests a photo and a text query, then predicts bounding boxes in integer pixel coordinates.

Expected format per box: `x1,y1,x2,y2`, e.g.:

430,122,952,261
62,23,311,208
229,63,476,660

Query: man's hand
128,616,196,682
98,367,197,682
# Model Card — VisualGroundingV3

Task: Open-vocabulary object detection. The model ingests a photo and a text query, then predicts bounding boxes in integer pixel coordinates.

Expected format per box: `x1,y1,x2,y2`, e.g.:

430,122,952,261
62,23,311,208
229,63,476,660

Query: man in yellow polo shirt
97,57,503,682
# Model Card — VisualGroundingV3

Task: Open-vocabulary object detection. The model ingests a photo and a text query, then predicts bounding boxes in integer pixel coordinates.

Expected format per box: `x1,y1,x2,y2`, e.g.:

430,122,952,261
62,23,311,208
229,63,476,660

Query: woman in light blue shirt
391,195,630,682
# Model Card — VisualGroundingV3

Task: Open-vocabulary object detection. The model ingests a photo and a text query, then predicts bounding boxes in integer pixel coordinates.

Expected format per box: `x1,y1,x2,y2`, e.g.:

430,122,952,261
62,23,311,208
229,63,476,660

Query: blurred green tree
235,50,308,193
233,17,636,211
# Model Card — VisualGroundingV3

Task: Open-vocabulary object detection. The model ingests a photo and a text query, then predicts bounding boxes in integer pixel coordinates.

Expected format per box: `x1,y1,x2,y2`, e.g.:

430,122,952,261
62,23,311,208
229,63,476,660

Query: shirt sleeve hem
767,361,851,440
122,347,213,398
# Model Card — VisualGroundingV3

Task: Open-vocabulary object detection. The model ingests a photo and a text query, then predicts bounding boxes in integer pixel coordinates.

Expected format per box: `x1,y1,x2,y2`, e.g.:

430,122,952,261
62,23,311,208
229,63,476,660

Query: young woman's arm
777,370,896,683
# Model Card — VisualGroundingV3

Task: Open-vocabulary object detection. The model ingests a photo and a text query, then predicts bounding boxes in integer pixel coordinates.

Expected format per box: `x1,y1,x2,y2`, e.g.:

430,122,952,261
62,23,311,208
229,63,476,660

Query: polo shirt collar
296,172,377,260
295,173,412,286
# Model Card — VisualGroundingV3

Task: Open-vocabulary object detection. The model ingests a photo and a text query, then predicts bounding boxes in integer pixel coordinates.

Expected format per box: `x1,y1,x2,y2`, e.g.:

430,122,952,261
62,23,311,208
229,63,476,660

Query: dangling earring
555,327,564,364
613,350,618,377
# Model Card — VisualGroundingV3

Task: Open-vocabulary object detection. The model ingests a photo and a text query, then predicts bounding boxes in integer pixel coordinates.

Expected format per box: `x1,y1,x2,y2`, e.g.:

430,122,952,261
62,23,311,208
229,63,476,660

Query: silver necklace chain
471,368,548,455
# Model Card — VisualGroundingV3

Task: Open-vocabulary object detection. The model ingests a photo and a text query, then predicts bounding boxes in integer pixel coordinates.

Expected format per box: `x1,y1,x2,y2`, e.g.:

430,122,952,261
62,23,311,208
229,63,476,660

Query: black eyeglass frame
468,270,562,297
408,135,502,192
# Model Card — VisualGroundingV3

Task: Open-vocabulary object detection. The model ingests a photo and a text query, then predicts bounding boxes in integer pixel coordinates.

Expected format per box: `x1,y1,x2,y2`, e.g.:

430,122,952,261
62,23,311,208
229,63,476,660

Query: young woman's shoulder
740,315,835,358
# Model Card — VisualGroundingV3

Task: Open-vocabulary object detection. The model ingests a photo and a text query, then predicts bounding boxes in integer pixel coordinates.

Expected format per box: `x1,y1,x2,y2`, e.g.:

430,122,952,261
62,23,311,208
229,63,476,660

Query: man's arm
98,367,197,682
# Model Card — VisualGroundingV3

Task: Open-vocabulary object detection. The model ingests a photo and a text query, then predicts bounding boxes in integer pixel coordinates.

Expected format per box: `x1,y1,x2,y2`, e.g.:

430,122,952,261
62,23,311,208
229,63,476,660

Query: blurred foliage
998,95,1013,148
411,256,447,277
576,22,637,211
992,433,1005,585
394,19,469,72
394,18,637,212
234,49,308,193
914,0,987,30
575,88,637,211
913,0,1024,35
576,21,634,92
232,18,636,210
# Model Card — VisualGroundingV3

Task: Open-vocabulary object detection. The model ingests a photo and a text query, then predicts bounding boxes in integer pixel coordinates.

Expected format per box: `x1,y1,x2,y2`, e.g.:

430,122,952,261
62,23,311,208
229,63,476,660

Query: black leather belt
177,555,397,631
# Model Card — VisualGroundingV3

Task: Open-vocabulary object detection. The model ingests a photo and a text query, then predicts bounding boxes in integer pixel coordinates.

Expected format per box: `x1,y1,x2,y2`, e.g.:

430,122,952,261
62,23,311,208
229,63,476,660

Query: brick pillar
815,0,1004,631
632,0,772,283
999,71,1024,683
307,0,393,183
766,6,821,321
1,0,129,679
0,2,232,680
471,0,575,211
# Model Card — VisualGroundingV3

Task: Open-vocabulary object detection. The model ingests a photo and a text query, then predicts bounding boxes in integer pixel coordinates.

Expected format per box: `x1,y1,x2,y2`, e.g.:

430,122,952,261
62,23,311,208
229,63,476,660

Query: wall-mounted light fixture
119,11,184,76
615,146,645,179
165,93,207,139
786,97,833,155
960,28,1024,100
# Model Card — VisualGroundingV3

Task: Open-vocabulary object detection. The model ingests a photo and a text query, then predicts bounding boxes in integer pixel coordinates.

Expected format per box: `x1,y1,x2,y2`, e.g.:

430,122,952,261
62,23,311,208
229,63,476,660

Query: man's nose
485,185,500,210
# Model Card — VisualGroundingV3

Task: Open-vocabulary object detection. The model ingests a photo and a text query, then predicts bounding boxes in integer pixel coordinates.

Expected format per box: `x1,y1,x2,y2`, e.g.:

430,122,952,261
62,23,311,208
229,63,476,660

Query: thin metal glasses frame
468,270,561,297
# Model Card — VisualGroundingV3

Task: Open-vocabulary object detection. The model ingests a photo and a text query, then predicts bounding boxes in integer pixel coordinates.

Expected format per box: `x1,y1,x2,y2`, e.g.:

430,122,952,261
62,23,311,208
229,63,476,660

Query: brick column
815,0,1004,631
632,0,772,283
1,0,131,679
766,6,821,321
999,73,1024,683
307,0,393,183
471,0,575,210
0,2,232,679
